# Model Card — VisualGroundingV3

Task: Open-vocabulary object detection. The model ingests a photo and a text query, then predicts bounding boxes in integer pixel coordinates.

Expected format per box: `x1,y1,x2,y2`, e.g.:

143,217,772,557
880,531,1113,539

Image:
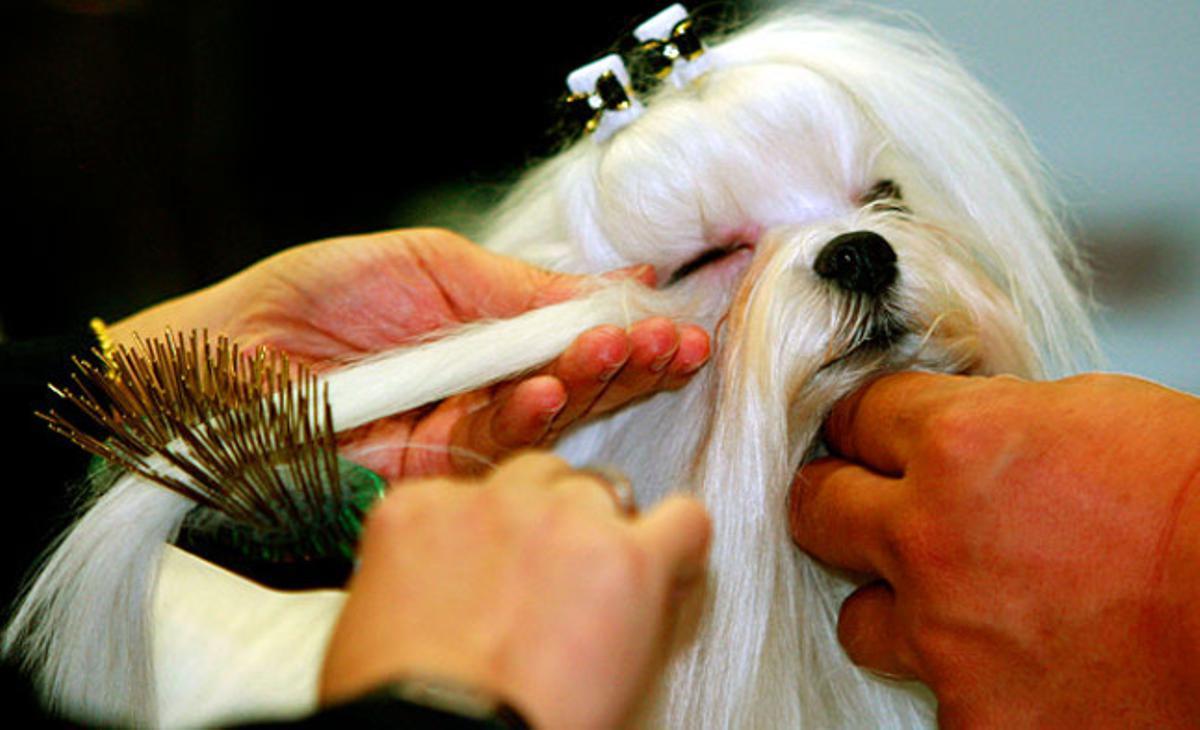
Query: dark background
0,0,754,340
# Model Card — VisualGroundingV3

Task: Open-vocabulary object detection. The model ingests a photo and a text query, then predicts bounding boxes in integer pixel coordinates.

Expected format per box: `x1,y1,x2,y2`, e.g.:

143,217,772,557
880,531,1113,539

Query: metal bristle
39,331,345,534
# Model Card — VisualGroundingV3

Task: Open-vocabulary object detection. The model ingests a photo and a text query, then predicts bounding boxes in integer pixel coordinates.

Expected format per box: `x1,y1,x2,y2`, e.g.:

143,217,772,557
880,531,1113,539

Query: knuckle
882,506,940,570
493,450,568,481
460,481,507,517
363,482,445,535
594,544,649,598
883,505,965,583
565,530,648,599
917,400,1000,470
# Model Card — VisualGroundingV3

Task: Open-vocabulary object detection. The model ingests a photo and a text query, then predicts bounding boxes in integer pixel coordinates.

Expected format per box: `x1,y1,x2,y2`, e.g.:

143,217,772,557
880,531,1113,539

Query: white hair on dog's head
4,9,1097,728
485,13,1092,373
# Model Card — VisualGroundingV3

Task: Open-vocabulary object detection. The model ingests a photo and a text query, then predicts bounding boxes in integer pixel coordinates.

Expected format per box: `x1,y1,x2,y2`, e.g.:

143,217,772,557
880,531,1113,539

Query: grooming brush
39,331,386,589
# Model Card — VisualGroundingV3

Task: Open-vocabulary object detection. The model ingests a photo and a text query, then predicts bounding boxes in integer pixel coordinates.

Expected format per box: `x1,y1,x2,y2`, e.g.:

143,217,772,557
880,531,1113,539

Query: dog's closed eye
667,243,754,286
859,179,910,213
860,179,902,204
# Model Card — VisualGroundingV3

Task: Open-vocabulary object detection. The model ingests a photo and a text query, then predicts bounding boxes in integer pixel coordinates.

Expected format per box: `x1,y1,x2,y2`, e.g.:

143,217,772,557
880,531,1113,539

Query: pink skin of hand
320,453,712,730
109,228,711,480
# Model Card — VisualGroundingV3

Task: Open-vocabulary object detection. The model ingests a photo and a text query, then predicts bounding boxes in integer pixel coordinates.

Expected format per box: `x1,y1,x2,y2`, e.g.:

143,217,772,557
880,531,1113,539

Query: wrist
320,624,516,714
343,676,533,729
320,650,538,728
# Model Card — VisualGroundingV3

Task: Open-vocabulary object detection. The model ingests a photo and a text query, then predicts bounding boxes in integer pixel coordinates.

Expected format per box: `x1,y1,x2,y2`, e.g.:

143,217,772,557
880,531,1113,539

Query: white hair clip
634,3,711,88
564,54,644,142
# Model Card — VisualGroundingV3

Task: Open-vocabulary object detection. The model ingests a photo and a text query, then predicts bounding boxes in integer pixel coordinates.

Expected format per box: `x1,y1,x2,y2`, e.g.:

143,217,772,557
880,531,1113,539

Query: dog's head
485,14,1096,392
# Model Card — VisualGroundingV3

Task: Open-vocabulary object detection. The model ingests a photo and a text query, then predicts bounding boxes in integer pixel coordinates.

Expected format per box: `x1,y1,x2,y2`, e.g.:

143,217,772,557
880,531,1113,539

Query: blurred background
872,0,1199,393
2,0,1195,391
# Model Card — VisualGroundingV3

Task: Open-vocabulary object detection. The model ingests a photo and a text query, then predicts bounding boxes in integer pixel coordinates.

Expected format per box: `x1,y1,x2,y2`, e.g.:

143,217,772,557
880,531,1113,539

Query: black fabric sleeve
234,688,521,729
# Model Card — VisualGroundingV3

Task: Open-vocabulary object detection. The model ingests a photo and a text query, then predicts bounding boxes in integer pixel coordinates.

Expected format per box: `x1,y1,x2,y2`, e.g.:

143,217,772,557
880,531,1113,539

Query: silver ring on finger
577,463,638,517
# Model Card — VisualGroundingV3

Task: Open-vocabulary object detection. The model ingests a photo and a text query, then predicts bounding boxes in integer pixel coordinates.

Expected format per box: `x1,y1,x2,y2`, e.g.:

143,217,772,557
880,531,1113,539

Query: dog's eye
859,179,903,204
667,245,745,285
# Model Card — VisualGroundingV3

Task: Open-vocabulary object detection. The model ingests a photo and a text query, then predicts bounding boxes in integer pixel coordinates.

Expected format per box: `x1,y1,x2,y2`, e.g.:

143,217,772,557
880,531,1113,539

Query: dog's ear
873,86,1096,376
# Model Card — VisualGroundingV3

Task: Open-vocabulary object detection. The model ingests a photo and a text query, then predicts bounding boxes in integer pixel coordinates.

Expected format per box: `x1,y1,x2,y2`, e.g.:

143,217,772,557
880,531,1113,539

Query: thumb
527,263,657,308
635,495,711,588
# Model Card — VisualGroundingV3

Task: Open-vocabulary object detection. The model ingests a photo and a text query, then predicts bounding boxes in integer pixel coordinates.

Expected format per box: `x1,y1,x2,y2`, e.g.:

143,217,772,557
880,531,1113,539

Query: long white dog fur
4,8,1097,728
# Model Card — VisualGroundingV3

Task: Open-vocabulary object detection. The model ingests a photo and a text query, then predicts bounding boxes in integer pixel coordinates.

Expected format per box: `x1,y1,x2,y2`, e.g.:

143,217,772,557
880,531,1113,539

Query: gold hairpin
639,17,704,78
633,4,710,89
563,54,643,140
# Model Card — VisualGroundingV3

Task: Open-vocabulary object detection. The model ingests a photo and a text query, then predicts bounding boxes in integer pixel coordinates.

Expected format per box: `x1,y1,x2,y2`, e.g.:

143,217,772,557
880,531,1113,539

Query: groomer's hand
320,452,711,730
108,229,709,479
789,372,1200,727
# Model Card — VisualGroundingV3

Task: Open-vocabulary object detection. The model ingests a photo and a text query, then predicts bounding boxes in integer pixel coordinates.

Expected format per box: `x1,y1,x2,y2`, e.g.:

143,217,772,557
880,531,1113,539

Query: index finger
789,457,901,576
825,371,970,475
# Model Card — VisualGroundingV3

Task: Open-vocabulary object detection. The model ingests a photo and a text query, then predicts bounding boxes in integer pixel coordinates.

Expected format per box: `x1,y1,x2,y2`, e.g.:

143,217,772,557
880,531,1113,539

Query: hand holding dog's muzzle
789,371,1200,727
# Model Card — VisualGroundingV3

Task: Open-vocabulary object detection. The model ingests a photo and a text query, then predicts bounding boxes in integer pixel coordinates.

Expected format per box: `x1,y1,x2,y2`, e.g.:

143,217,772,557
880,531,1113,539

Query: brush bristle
39,330,376,560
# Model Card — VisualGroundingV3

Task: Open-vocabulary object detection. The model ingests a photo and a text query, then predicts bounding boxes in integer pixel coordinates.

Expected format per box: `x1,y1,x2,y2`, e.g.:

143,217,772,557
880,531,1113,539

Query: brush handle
176,457,385,587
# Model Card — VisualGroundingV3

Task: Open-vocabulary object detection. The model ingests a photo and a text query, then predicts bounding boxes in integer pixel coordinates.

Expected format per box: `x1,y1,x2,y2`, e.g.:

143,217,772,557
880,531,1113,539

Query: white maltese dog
5,6,1096,728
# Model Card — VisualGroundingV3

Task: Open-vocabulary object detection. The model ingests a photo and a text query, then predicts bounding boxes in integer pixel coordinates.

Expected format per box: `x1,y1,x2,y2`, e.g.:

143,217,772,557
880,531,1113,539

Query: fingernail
678,352,711,375
600,363,623,381
542,400,565,422
617,264,657,287
634,264,657,283
650,353,673,372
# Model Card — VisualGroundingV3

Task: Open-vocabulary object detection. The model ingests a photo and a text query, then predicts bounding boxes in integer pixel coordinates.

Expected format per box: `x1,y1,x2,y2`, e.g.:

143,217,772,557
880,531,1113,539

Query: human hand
108,228,710,479
319,452,711,730
789,372,1200,727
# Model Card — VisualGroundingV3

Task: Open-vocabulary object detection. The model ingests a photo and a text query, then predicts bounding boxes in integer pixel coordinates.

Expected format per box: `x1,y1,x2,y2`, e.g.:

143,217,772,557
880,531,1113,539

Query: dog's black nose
814,230,897,296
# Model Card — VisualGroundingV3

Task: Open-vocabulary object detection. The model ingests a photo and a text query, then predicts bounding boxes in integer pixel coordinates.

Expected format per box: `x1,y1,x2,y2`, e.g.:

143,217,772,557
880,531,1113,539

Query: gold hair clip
634,4,711,88
563,54,644,141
